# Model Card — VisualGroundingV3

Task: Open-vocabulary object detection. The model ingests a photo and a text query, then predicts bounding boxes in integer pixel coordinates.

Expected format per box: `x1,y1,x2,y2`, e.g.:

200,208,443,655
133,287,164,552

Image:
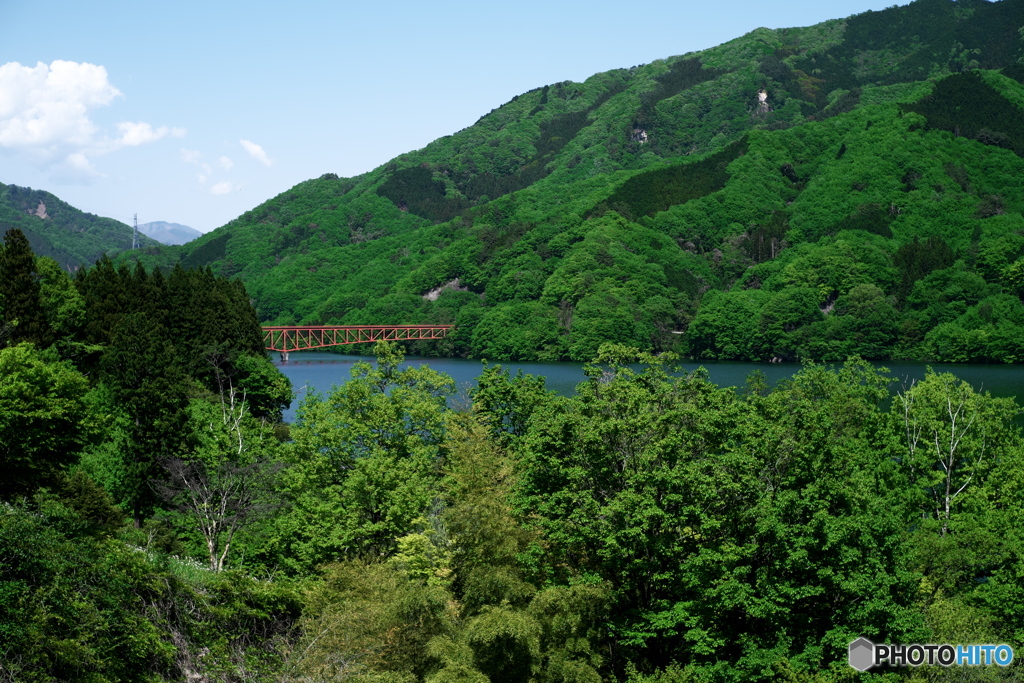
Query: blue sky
0,0,911,233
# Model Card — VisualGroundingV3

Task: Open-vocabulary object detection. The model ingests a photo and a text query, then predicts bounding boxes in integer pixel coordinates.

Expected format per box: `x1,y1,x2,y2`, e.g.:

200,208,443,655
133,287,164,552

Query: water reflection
274,351,1024,424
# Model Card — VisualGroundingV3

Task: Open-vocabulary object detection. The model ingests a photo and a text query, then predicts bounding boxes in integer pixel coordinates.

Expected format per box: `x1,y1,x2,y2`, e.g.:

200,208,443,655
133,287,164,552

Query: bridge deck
263,325,453,357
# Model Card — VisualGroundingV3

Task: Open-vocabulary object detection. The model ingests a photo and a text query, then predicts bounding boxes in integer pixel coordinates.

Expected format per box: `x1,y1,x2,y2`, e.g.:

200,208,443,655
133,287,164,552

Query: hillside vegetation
8,3,1024,677
126,0,1024,362
1,183,158,269
5,225,1024,678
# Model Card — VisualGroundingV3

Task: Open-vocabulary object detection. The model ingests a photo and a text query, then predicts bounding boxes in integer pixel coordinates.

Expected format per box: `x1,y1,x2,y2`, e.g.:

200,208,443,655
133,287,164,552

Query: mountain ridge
0,183,160,269
122,0,1024,363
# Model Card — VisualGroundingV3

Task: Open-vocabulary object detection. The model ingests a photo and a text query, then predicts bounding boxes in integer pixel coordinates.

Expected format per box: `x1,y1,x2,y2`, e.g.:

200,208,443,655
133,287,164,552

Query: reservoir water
273,351,1024,424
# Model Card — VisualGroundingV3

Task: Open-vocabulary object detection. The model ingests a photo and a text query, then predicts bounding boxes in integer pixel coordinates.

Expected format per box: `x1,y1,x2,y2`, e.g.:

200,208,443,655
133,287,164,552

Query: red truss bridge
263,325,454,360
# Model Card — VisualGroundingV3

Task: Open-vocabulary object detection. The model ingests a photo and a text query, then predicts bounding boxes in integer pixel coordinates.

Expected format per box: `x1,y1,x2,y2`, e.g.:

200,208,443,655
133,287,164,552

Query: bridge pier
281,351,289,362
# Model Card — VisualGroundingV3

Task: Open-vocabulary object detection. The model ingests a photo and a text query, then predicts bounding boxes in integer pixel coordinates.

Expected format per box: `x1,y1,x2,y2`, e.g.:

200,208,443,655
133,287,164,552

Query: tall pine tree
75,254,128,347
100,311,190,525
0,228,52,348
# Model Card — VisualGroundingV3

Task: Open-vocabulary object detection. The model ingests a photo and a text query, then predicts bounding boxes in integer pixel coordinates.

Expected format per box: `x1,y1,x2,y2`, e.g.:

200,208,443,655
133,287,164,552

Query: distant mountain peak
137,221,202,246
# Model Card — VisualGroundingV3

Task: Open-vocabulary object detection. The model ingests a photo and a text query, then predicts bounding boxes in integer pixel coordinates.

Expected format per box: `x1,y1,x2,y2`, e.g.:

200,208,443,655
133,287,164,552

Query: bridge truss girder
262,325,453,359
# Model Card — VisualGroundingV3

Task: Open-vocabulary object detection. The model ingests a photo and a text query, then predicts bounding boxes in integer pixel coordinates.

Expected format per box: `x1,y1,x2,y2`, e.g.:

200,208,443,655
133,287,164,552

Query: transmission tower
133,213,138,250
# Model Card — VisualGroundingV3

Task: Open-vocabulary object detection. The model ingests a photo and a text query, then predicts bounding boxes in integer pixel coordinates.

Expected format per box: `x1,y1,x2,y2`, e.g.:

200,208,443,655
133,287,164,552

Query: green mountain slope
127,0,1024,362
0,183,159,269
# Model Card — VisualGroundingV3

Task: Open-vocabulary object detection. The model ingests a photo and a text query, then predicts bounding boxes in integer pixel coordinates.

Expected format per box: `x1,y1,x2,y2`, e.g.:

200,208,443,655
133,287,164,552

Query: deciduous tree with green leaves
273,341,454,573
895,369,1020,536
160,393,283,571
0,343,90,498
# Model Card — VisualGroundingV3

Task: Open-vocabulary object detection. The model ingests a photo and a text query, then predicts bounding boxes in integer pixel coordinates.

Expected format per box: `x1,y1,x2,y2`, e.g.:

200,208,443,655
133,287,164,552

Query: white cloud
0,60,184,179
181,149,239,194
50,151,104,183
65,152,98,173
0,60,119,149
180,148,213,183
240,139,272,166
114,121,186,147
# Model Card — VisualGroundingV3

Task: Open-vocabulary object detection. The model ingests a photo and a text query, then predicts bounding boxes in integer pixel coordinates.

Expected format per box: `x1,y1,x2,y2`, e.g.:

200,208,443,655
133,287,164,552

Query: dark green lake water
273,351,1024,424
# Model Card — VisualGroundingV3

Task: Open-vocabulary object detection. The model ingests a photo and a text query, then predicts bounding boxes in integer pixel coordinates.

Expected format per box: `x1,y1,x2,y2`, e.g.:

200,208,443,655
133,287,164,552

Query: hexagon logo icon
848,638,875,671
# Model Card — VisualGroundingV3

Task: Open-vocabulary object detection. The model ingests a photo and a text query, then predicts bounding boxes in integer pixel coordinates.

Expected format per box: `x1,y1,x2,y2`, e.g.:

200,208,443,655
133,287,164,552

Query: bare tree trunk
158,383,282,571
898,376,984,537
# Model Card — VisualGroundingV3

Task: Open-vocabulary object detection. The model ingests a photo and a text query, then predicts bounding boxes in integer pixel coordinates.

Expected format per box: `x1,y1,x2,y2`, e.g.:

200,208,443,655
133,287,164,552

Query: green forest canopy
4,264,1024,680
7,2,1024,679
116,0,1024,364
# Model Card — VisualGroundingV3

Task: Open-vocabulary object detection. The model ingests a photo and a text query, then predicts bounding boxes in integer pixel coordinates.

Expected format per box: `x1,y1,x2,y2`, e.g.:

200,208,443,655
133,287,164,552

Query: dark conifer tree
0,228,53,348
221,278,266,358
165,263,193,340
100,311,190,526
129,262,171,330
76,254,129,346
168,265,211,375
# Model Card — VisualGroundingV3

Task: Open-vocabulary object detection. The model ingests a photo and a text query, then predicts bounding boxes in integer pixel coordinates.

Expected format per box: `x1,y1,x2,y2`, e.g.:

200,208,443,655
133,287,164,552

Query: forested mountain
138,221,202,246
0,183,159,269
126,0,1024,363
6,220,1024,678
8,2,1024,672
